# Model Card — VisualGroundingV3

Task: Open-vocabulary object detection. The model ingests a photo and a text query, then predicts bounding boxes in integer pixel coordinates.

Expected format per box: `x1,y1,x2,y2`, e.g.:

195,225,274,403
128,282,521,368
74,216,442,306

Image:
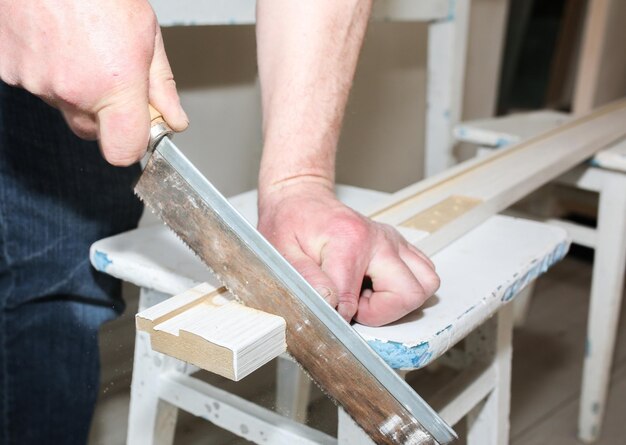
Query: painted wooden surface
92,185,568,371
371,99,626,255
453,108,626,442
424,0,471,176
454,110,626,172
149,0,451,27
578,172,626,442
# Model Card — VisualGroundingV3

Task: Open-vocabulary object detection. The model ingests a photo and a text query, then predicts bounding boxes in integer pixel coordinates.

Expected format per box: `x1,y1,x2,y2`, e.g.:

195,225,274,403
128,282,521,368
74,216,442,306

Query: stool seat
91,185,568,370
92,184,570,444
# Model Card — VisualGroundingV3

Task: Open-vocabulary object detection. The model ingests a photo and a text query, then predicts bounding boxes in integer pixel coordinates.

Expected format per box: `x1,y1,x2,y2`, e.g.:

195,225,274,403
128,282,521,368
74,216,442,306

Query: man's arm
0,0,187,165
256,0,440,326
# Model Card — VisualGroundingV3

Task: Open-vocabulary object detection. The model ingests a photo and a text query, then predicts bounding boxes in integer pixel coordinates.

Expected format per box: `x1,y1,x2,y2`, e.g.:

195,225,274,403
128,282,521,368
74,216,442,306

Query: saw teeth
136,187,241,302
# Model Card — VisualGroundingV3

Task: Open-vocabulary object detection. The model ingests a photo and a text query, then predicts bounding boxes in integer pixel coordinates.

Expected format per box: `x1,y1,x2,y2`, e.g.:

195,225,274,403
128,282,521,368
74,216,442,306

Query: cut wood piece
370,98,626,255
137,283,286,381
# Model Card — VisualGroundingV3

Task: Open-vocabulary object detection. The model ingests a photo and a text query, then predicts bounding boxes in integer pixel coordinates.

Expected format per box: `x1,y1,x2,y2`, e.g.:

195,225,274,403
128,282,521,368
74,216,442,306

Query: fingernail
338,306,353,323
315,286,334,305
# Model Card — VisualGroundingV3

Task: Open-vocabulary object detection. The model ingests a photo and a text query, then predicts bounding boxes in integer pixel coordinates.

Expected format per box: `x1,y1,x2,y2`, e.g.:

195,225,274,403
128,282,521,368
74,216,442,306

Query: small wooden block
136,283,286,381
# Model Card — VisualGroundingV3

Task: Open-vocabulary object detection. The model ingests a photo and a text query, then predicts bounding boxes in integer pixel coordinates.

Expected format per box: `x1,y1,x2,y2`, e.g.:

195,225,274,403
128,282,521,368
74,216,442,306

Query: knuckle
402,287,428,312
331,217,370,244
421,270,441,295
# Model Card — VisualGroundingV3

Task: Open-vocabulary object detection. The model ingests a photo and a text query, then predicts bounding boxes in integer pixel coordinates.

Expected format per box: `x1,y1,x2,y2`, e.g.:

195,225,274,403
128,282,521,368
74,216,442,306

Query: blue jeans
0,82,143,444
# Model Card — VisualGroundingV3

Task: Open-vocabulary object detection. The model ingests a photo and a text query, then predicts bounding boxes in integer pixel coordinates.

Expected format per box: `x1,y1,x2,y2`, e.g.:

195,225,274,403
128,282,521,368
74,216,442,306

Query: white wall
160,21,430,200
157,0,506,203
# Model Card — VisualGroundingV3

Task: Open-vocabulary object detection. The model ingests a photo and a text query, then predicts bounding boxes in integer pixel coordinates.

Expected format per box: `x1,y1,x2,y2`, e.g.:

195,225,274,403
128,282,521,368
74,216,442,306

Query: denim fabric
0,82,143,444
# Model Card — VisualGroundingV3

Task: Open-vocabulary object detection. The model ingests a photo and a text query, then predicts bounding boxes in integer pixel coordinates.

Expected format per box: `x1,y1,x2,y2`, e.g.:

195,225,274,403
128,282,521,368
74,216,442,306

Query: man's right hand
0,0,188,166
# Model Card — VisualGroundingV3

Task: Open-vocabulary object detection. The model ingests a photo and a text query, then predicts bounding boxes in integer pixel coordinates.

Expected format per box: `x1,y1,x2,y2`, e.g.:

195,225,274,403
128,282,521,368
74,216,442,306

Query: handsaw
135,107,456,445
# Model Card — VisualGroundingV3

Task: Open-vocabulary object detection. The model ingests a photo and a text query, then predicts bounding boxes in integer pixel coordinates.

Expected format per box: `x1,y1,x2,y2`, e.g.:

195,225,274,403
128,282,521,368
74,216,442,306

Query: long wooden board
370,98,626,255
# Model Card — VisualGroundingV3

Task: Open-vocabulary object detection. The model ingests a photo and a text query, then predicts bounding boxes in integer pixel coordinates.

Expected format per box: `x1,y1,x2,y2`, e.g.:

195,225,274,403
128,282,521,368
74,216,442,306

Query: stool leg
466,303,514,445
578,175,626,443
512,280,537,327
275,355,312,422
337,408,375,445
127,289,179,445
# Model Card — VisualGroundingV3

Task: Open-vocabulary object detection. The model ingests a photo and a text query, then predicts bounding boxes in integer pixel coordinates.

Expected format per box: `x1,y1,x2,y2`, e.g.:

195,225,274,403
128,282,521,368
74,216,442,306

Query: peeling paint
368,339,432,369
92,250,112,271
501,240,570,302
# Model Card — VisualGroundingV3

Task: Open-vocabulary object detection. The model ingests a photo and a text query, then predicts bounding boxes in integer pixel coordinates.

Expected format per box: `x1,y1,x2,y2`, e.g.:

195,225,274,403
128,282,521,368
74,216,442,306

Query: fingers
406,243,436,270
96,88,151,166
61,108,98,140
320,244,368,323
282,246,340,309
149,26,188,132
399,244,440,297
95,26,186,167
354,245,432,327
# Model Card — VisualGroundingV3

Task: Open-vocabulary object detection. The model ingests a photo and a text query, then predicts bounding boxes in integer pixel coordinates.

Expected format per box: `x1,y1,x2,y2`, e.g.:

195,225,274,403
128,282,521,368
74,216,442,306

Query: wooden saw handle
148,104,173,152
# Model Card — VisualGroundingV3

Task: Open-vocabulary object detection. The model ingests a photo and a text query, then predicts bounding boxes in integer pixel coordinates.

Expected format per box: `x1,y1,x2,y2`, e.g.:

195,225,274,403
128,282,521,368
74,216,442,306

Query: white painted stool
455,113,626,443
91,185,568,444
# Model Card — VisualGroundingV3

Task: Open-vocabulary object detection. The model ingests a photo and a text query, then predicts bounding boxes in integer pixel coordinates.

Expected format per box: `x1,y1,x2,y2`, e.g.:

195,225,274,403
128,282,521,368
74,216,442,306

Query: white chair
455,112,626,443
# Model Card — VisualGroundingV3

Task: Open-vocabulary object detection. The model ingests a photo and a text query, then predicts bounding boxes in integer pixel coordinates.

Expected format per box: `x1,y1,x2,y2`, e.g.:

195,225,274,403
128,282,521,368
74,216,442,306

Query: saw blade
135,137,456,445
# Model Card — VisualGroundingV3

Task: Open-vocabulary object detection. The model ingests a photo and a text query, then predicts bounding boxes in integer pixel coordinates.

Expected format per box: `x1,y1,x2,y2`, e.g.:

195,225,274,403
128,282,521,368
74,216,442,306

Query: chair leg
337,408,376,445
127,289,179,445
512,280,537,327
466,303,514,445
275,355,312,423
578,175,626,443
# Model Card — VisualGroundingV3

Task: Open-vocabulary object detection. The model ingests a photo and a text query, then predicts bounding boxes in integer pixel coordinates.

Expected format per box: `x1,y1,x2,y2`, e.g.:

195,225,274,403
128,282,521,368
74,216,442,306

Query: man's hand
0,0,187,165
258,180,440,327
256,0,439,326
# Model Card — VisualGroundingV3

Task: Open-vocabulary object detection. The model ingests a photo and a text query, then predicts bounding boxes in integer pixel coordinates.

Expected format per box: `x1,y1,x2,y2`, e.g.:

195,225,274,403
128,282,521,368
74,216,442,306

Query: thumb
96,88,151,167
149,26,188,132
283,249,339,309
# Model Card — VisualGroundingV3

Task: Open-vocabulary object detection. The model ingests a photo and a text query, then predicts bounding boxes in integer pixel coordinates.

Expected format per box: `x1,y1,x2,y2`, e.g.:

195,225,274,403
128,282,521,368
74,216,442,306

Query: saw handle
148,104,173,152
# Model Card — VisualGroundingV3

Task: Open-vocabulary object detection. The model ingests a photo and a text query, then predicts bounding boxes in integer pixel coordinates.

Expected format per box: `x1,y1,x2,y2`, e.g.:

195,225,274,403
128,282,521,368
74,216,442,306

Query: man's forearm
256,0,372,197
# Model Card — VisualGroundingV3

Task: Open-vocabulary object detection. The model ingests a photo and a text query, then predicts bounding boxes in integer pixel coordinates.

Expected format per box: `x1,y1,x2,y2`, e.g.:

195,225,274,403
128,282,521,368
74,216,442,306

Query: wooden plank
370,98,626,255
137,283,286,381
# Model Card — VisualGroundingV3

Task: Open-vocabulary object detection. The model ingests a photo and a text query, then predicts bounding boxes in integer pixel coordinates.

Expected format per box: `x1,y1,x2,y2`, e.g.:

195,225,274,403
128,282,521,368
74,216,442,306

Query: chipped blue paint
495,137,513,148
436,324,453,336
457,304,477,321
592,402,600,414
585,338,592,358
367,339,432,369
501,240,570,301
447,0,457,21
443,109,451,119
93,250,112,272
589,158,602,167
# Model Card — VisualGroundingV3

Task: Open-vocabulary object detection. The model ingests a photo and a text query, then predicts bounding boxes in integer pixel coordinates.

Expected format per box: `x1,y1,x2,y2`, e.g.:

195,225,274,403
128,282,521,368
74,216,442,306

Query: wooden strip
369,98,626,255
137,283,286,381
